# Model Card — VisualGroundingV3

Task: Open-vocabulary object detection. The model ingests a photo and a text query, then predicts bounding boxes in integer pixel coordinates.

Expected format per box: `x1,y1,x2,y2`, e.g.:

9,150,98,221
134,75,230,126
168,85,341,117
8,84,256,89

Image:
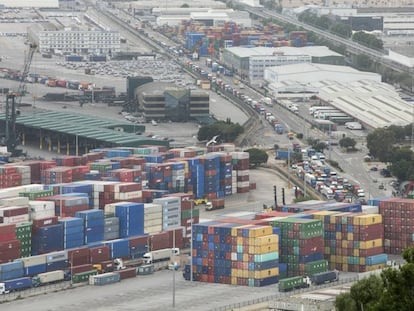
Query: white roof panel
0,0,58,7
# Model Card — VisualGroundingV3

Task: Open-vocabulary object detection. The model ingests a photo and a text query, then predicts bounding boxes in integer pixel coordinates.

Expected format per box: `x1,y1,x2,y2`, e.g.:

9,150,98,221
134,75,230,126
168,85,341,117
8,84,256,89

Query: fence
211,276,357,311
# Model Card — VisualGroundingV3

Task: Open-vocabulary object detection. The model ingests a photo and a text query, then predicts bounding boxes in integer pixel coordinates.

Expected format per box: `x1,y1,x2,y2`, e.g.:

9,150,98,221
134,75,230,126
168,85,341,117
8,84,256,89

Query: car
370,167,378,171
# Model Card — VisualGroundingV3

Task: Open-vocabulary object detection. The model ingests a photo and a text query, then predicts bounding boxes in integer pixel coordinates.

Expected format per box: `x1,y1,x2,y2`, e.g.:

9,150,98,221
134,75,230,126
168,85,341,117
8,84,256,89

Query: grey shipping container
46,251,68,263
89,272,120,286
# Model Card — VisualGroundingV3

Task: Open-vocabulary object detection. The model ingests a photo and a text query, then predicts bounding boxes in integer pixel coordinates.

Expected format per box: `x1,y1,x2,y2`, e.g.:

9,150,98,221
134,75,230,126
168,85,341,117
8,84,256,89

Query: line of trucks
1,248,180,294
278,270,339,292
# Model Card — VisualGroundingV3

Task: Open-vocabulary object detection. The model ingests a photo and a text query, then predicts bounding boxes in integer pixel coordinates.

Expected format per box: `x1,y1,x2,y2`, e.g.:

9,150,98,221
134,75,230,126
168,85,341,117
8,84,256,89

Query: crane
4,42,37,157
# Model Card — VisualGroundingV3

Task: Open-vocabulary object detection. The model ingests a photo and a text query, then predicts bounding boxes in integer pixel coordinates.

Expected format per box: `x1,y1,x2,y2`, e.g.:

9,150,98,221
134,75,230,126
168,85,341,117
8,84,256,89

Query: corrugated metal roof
0,111,168,147
0,0,59,8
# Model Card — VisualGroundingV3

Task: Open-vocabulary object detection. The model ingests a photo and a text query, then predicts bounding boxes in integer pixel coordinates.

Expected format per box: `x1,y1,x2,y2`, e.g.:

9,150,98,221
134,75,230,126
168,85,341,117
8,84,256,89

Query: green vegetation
307,138,327,153
366,125,414,181
197,119,244,143
352,31,384,50
339,137,357,151
244,148,268,168
335,247,414,311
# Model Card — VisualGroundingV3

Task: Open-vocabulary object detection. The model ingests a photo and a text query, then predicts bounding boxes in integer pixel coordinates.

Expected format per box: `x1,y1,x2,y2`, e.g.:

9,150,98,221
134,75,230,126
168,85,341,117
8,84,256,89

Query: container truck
32,270,66,287
311,270,339,285
345,122,363,130
0,277,33,294
274,123,284,134
142,248,180,264
275,149,293,160
279,276,311,292
205,198,225,211
262,97,272,106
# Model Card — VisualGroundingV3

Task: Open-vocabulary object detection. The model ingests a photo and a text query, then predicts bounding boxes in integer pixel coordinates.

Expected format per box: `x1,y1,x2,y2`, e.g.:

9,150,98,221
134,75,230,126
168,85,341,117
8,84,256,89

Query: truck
345,122,363,130
142,248,180,264
32,270,66,287
274,123,284,134
0,277,33,294
279,276,311,292
205,198,225,211
262,97,272,106
311,270,339,285
275,149,293,160
113,257,145,270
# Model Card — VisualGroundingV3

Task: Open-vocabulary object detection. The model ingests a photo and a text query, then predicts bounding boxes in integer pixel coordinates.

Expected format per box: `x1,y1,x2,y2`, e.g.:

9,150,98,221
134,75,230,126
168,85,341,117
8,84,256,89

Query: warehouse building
222,46,344,85
135,82,210,122
27,22,120,55
155,9,251,27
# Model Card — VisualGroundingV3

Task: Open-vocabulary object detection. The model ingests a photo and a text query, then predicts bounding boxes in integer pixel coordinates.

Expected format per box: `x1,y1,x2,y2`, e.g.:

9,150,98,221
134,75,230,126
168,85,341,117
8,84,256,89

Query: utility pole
273,185,278,209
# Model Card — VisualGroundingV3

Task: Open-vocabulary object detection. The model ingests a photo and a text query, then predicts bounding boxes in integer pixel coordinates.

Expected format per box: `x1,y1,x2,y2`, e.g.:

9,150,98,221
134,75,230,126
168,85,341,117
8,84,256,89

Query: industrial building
223,46,344,85
155,9,251,27
27,22,120,55
0,0,59,8
266,64,411,128
135,82,210,122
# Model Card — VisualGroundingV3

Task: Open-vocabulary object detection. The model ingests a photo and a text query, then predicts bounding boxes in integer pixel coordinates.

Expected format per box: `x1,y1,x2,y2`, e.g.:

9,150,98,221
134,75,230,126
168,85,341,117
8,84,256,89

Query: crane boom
16,43,37,103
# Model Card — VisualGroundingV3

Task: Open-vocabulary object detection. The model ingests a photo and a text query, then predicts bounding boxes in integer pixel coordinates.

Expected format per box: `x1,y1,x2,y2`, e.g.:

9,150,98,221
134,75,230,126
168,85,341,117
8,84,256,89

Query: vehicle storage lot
2,269,279,311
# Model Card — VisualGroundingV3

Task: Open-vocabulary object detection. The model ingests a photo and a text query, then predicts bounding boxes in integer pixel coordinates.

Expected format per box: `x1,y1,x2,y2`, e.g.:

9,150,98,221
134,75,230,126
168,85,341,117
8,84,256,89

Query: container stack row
379,198,414,255
268,218,326,278
192,221,279,287
312,211,387,272
231,152,250,194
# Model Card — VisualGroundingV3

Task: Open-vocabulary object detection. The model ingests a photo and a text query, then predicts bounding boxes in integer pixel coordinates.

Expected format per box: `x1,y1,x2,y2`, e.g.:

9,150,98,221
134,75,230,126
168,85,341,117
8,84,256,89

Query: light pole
190,201,193,283
172,229,176,308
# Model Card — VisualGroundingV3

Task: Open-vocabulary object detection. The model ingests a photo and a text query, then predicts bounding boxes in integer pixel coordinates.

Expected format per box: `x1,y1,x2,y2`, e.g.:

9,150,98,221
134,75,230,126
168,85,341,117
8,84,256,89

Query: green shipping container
279,276,307,292
305,260,328,275
19,190,54,200
72,270,98,283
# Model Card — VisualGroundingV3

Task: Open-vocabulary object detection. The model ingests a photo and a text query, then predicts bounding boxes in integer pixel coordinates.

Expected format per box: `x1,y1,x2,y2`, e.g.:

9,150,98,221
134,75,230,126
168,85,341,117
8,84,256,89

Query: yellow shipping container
231,268,238,277
359,257,366,265
355,214,382,226
347,233,354,240
330,255,337,263
342,240,348,248
243,254,249,262
248,244,278,254
252,268,279,279
353,249,360,257
251,235,278,246
341,256,347,264
231,277,237,285
366,264,385,271
343,264,348,272
336,232,342,240
248,226,273,238
231,225,250,237
360,239,383,249
324,247,331,255
237,237,244,245
312,211,340,222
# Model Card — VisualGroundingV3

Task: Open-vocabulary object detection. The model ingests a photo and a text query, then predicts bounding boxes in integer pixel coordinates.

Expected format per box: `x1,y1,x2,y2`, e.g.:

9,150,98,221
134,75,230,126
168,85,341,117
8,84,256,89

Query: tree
180,3,189,7
245,148,268,168
197,121,244,143
352,31,383,50
330,23,352,38
350,275,384,311
335,293,358,311
339,137,356,150
366,128,396,162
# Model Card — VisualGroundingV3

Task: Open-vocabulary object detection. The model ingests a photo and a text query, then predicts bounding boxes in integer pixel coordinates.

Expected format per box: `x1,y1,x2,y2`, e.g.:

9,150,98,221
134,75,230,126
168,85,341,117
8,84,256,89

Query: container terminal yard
0,0,412,311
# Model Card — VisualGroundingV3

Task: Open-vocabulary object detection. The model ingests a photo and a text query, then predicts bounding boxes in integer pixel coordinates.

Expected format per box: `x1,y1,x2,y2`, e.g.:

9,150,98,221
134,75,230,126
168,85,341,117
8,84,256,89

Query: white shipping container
145,218,162,226
231,152,249,160
29,200,55,212
237,181,250,188
144,225,163,234
115,191,142,200
154,197,181,206
361,205,379,214
38,270,64,284
19,254,47,267
2,214,30,224
236,170,249,177
31,209,55,220
144,203,162,213
145,212,162,221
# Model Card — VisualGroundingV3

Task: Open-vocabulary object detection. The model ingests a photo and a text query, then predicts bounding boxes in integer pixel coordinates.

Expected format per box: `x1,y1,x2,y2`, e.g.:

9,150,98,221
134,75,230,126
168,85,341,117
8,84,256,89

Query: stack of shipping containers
143,203,163,234
192,221,279,287
312,211,387,272
154,197,181,231
379,198,414,255
268,218,326,278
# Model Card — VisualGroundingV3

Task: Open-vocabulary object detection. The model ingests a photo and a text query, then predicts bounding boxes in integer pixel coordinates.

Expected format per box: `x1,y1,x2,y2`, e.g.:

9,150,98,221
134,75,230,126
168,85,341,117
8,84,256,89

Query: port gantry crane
5,42,37,157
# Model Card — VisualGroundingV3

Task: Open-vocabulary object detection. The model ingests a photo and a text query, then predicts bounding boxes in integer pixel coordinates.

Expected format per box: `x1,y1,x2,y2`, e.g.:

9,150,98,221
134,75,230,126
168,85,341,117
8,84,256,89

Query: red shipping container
33,216,59,229
1,206,29,217
0,223,16,235
68,247,90,266
129,236,148,248
0,239,21,251
89,246,110,264
71,264,94,274
114,267,136,280
99,260,115,273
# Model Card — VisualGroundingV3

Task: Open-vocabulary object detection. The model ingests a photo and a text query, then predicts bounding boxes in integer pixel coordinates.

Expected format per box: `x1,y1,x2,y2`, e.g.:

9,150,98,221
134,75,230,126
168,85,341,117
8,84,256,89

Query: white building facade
37,29,120,55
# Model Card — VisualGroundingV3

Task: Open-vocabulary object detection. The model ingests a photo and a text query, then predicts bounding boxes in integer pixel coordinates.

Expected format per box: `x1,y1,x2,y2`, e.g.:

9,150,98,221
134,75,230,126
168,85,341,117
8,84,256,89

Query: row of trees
366,125,414,181
298,11,383,50
197,119,244,143
336,247,414,311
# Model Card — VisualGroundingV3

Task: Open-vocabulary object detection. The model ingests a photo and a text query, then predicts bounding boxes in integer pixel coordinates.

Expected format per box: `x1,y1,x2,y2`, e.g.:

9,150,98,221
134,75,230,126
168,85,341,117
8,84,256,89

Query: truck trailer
0,277,32,294
142,248,180,264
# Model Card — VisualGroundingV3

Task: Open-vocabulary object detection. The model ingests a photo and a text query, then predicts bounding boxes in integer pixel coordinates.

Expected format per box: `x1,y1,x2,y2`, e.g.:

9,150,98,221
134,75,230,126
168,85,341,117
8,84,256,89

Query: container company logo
43,219,53,225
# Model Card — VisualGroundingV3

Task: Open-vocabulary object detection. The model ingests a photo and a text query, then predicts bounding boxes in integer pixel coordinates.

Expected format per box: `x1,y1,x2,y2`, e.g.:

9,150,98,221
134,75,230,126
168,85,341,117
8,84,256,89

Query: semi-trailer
32,270,66,287
279,276,311,292
311,270,339,285
142,248,180,264
0,277,32,294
